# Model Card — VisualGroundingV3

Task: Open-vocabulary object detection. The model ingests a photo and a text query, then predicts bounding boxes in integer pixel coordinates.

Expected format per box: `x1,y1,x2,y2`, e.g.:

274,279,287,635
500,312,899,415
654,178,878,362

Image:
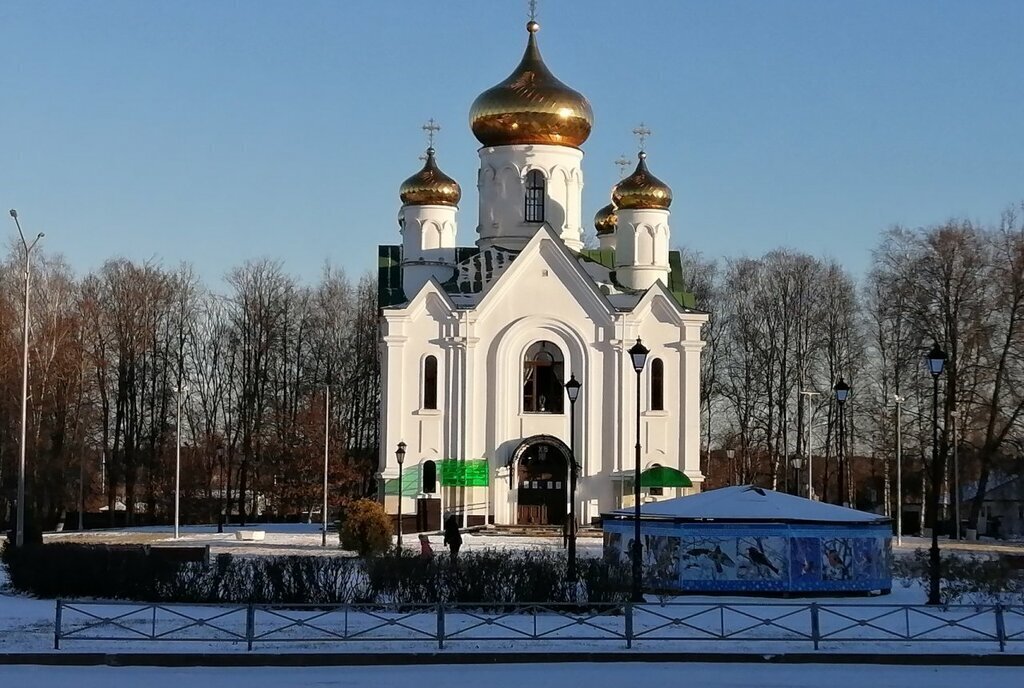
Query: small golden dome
399,148,461,207
612,152,672,210
594,202,617,235
469,21,593,148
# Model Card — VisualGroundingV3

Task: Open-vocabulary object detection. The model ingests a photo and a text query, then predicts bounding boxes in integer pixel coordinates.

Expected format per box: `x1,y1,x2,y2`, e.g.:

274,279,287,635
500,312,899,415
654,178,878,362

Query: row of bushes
893,549,1024,605
1,542,630,605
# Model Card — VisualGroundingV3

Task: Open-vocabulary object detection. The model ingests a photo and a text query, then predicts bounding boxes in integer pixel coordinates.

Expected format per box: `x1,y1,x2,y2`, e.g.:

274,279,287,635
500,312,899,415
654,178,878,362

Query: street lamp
627,337,649,602
800,390,820,500
926,342,947,606
174,385,187,539
950,408,961,541
564,373,581,581
893,394,907,546
9,209,44,548
395,441,407,552
834,378,850,507
322,386,331,547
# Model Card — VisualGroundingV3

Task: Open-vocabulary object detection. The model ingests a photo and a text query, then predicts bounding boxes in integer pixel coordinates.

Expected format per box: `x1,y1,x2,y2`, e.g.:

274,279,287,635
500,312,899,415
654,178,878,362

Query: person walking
443,514,462,564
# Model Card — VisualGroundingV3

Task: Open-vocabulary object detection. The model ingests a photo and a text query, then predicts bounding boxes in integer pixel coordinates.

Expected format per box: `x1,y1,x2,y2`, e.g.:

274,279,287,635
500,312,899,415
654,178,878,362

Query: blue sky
3,1,1023,284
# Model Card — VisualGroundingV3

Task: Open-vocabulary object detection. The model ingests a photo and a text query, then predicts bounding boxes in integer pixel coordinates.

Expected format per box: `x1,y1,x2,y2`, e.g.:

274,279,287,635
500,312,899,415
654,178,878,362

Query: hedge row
1,543,630,605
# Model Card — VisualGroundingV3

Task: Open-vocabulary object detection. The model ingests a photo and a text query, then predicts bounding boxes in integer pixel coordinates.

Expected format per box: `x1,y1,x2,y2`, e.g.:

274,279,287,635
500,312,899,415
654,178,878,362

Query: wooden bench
235,530,266,542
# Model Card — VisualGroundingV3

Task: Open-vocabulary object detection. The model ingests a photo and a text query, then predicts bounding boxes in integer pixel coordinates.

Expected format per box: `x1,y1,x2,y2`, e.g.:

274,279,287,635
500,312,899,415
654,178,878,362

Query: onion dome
469,21,593,148
399,147,461,206
594,202,617,236
612,152,672,210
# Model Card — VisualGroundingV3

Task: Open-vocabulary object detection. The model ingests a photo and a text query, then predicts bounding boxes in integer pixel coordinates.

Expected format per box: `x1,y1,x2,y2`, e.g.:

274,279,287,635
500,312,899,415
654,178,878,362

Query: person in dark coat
443,515,463,563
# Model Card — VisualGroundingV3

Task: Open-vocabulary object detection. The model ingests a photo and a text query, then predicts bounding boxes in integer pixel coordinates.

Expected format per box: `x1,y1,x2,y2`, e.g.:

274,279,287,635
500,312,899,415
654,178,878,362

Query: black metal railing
53,599,1024,652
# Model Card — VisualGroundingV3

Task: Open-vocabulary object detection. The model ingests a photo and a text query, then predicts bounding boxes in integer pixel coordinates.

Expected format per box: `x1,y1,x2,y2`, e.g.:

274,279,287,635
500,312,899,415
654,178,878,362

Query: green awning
639,466,692,488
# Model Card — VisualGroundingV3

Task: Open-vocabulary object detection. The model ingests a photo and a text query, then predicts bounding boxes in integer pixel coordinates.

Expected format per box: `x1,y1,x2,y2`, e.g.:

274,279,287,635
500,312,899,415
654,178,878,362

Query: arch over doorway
508,435,576,526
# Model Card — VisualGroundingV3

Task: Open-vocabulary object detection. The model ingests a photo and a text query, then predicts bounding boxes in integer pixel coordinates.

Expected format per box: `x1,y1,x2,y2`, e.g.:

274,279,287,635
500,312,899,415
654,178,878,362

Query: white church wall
477,144,584,252
401,204,458,297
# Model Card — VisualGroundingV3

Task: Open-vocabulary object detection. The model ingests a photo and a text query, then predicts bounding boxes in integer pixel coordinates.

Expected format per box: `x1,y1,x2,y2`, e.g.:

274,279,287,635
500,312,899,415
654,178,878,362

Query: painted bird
746,547,779,575
708,545,735,574
826,549,849,577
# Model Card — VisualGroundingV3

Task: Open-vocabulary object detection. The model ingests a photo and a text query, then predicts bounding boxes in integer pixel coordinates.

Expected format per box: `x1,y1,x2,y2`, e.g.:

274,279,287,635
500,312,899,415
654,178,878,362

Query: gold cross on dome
632,122,652,152
528,0,538,21
422,118,441,148
614,155,632,178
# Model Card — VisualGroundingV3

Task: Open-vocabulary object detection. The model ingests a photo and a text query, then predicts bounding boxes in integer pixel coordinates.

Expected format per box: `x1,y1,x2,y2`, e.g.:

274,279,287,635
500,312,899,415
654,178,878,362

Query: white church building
377,17,707,529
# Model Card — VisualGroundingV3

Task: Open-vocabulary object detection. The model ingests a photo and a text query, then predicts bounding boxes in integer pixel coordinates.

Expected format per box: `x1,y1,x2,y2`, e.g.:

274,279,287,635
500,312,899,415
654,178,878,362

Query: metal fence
53,599,1024,652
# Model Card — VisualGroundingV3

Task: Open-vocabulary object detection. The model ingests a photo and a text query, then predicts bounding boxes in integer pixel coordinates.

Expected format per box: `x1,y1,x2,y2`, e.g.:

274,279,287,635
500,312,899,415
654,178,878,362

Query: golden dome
594,202,617,235
612,152,672,210
469,21,593,148
399,147,461,207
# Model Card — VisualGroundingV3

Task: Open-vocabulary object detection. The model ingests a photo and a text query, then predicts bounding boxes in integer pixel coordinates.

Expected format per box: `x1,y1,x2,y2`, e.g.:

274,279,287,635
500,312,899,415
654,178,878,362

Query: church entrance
511,435,573,526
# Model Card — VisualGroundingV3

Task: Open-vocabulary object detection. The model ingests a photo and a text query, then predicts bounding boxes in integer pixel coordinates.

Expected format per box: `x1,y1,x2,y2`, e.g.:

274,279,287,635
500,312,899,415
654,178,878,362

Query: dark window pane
424,355,438,410
523,340,564,413
524,170,545,223
651,358,664,411
423,460,437,493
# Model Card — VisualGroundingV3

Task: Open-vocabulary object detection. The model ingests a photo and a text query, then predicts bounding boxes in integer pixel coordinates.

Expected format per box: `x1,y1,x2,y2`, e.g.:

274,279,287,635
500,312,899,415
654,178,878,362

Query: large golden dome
594,202,617,236
612,152,672,210
399,147,462,206
469,21,593,148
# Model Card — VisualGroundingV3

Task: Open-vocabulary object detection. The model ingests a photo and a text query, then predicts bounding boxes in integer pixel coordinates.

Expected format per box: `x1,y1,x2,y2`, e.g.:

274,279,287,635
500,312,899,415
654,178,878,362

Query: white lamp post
174,384,187,539
9,210,43,548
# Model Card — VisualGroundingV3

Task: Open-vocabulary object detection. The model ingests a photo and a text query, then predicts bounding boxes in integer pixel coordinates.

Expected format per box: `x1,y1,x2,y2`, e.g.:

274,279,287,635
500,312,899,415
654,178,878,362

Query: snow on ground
42,524,608,558
1,664,1022,688
3,529,1023,656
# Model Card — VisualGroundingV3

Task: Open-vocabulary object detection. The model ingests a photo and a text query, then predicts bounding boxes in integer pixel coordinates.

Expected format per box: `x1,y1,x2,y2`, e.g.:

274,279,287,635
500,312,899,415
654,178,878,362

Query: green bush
339,499,393,556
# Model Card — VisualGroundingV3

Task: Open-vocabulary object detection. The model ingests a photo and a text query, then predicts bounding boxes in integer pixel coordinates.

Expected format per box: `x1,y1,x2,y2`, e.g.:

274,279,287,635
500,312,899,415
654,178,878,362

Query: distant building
961,473,1024,538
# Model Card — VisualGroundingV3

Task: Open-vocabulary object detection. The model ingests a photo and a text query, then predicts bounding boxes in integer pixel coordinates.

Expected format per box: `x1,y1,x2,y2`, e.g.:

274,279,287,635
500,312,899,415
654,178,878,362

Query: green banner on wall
440,459,489,487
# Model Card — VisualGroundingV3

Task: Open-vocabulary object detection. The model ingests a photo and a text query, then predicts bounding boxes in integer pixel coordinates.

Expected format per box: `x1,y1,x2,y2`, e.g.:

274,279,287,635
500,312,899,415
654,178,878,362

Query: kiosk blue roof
607,485,890,525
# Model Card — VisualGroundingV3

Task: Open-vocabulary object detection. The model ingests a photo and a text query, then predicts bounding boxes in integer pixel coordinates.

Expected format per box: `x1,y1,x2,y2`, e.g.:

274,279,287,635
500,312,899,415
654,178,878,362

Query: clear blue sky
3,1,1023,283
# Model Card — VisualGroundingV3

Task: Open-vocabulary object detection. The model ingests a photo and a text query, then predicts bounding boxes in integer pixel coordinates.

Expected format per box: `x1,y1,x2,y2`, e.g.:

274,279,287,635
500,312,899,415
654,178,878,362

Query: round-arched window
523,341,564,414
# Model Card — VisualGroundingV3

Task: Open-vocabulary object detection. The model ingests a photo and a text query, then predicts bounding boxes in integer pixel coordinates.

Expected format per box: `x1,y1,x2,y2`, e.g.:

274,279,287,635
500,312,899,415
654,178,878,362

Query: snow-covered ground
1,664,1021,688
3,529,1022,656
41,523,606,558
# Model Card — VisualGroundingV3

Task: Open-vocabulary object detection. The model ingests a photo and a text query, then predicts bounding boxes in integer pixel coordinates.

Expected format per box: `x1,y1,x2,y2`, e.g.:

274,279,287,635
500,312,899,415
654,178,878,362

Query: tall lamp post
174,385,187,539
628,338,650,603
322,386,331,547
834,378,850,507
564,374,581,581
950,408,960,541
9,209,44,548
926,342,947,605
893,394,906,546
395,442,407,552
800,390,820,500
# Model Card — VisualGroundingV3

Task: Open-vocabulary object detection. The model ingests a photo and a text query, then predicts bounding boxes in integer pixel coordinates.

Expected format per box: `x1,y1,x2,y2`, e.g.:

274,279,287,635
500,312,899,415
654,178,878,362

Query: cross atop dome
422,118,441,149
528,0,538,22
633,122,652,152
615,155,632,178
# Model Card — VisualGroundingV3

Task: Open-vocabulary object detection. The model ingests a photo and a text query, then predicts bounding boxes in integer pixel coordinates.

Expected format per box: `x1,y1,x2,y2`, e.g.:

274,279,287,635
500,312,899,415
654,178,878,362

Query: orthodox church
377,16,707,529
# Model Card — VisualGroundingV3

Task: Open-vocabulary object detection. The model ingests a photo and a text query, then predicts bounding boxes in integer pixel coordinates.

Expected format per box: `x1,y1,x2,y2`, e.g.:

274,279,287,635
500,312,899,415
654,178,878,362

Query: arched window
423,355,438,410
524,170,546,223
651,357,665,411
422,460,437,494
522,341,564,414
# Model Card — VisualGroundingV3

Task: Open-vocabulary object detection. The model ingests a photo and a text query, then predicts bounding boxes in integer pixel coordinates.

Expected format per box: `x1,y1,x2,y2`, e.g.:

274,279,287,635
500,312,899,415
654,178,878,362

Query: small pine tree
339,499,393,556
